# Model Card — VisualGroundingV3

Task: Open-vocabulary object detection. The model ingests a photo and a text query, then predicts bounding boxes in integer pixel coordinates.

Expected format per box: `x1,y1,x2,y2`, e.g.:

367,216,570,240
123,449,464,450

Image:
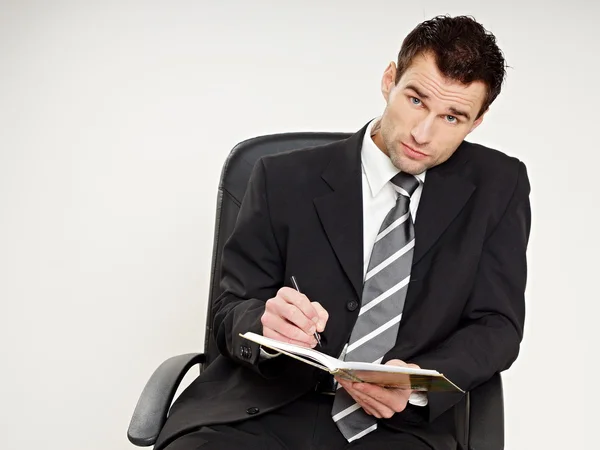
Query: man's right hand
260,287,328,348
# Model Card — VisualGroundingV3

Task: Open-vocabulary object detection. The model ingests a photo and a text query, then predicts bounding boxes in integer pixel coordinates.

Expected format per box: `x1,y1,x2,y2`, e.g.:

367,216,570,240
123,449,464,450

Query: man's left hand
335,359,420,419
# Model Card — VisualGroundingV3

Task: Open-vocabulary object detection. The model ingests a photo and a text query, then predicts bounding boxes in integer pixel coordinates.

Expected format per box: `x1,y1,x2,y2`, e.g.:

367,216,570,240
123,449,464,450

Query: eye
410,97,421,105
445,115,457,124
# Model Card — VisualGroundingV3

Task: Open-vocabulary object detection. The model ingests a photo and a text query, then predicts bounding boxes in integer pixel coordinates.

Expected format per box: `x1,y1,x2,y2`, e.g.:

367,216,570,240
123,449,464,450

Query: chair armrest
468,373,504,450
127,353,206,447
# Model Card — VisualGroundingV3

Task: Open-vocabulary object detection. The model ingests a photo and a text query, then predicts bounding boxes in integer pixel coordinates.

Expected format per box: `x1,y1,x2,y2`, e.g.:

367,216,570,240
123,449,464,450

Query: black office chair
127,132,505,450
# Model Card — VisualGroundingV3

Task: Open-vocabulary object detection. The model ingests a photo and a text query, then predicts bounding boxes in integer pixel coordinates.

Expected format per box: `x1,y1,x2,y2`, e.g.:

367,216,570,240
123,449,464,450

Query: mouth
401,142,428,160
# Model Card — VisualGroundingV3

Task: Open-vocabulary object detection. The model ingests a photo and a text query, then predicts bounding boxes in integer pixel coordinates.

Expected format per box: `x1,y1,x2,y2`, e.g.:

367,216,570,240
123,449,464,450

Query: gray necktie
331,172,421,442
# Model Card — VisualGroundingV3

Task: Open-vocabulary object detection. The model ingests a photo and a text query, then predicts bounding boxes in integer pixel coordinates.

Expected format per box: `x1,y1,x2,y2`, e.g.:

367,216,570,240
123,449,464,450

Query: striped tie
331,171,421,442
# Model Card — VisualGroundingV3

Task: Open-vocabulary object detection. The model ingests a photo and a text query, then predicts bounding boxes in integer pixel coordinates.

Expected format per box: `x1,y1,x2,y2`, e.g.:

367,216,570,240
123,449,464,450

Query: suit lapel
312,128,476,297
313,128,366,299
412,146,475,265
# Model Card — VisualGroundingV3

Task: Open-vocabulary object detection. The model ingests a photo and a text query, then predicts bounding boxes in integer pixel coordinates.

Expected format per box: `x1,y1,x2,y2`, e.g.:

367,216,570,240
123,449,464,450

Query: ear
381,62,397,102
469,108,488,133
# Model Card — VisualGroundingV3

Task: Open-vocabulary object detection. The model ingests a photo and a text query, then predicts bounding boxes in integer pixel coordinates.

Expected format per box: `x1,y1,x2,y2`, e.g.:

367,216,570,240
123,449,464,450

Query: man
155,15,531,450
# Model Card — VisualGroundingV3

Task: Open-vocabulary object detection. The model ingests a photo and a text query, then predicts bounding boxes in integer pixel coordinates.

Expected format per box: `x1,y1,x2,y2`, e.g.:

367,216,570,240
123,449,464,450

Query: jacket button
246,407,260,415
239,345,252,359
346,300,359,311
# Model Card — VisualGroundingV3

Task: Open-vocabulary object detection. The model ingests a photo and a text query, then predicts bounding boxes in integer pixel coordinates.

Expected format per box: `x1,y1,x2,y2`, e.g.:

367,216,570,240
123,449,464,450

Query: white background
1,1,598,449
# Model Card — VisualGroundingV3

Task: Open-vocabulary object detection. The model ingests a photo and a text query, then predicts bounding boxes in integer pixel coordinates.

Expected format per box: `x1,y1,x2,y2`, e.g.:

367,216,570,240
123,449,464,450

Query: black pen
290,276,322,347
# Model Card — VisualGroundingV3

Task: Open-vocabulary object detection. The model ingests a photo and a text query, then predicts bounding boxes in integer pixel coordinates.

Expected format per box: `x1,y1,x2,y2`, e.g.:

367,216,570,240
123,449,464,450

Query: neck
370,119,389,157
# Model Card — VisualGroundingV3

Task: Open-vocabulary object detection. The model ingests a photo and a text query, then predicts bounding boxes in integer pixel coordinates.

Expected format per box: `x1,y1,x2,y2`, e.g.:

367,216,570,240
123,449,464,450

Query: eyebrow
405,84,472,121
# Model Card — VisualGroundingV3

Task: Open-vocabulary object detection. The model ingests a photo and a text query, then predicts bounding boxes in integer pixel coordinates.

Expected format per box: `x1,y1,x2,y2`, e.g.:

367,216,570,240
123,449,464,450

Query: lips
401,142,428,159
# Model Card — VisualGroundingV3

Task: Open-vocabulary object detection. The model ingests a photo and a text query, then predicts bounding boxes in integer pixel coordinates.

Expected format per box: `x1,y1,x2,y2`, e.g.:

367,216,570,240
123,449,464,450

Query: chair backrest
203,132,352,367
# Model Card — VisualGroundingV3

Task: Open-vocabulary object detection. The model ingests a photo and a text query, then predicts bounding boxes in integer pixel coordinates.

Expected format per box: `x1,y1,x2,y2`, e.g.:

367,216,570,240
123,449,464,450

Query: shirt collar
361,118,426,198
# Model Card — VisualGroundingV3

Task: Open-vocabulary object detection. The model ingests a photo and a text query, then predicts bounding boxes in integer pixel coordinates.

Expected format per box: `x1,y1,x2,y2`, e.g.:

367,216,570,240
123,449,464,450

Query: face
373,52,488,175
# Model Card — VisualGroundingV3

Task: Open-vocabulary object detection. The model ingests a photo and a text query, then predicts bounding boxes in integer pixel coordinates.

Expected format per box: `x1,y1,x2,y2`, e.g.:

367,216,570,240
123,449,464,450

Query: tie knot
390,172,420,198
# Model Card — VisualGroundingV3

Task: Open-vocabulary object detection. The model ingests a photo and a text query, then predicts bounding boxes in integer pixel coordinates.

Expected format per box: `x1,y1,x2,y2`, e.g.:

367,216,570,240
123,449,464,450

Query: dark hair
396,15,507,118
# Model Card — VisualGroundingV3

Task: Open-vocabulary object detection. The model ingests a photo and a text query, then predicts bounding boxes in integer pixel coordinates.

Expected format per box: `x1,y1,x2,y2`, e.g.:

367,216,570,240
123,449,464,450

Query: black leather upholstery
127,132,505,449
128,353,206,446
467,373,505,449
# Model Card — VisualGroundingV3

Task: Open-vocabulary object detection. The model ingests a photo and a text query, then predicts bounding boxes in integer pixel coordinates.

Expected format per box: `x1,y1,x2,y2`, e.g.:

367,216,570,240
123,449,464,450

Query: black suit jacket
154,124,531,450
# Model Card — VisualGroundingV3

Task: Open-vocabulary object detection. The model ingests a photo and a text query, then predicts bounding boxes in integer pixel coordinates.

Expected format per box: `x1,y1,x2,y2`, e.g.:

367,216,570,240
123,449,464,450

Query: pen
290,275,322,347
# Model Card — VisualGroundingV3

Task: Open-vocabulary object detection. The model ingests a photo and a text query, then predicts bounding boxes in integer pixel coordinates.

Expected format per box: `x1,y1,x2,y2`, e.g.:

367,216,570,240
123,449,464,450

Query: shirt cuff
408,391,428,407
259,346,281,360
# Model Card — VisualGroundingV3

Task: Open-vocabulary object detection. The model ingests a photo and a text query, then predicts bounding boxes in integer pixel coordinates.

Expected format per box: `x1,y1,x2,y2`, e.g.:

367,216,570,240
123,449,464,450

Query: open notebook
240,332,462,392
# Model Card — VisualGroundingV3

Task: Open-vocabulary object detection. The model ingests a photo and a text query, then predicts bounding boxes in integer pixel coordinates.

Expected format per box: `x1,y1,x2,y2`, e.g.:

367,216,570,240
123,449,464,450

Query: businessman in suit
155,15,531,450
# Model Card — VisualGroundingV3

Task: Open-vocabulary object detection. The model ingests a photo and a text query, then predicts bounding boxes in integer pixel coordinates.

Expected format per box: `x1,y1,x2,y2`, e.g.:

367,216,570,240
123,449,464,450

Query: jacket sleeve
212,158,287,376
386,161,532,424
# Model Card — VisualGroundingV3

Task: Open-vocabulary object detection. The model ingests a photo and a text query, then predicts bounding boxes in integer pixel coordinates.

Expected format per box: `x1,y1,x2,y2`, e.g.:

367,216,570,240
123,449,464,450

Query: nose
410,115,434,145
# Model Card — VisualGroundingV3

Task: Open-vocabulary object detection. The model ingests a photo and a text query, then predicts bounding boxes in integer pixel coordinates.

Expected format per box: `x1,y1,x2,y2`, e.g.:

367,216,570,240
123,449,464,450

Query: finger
344,383,389,418
384,359,420,370
356,383,409,414
278,302,318,336
384,359,408,367
267,294,316,335
261,312,317,346
351,385,395,419
364,406,379,417
311,302,329,332
355,397,379,417
337,380,380,418
263,326,317,348
278,287,319,322
355,383,396,403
